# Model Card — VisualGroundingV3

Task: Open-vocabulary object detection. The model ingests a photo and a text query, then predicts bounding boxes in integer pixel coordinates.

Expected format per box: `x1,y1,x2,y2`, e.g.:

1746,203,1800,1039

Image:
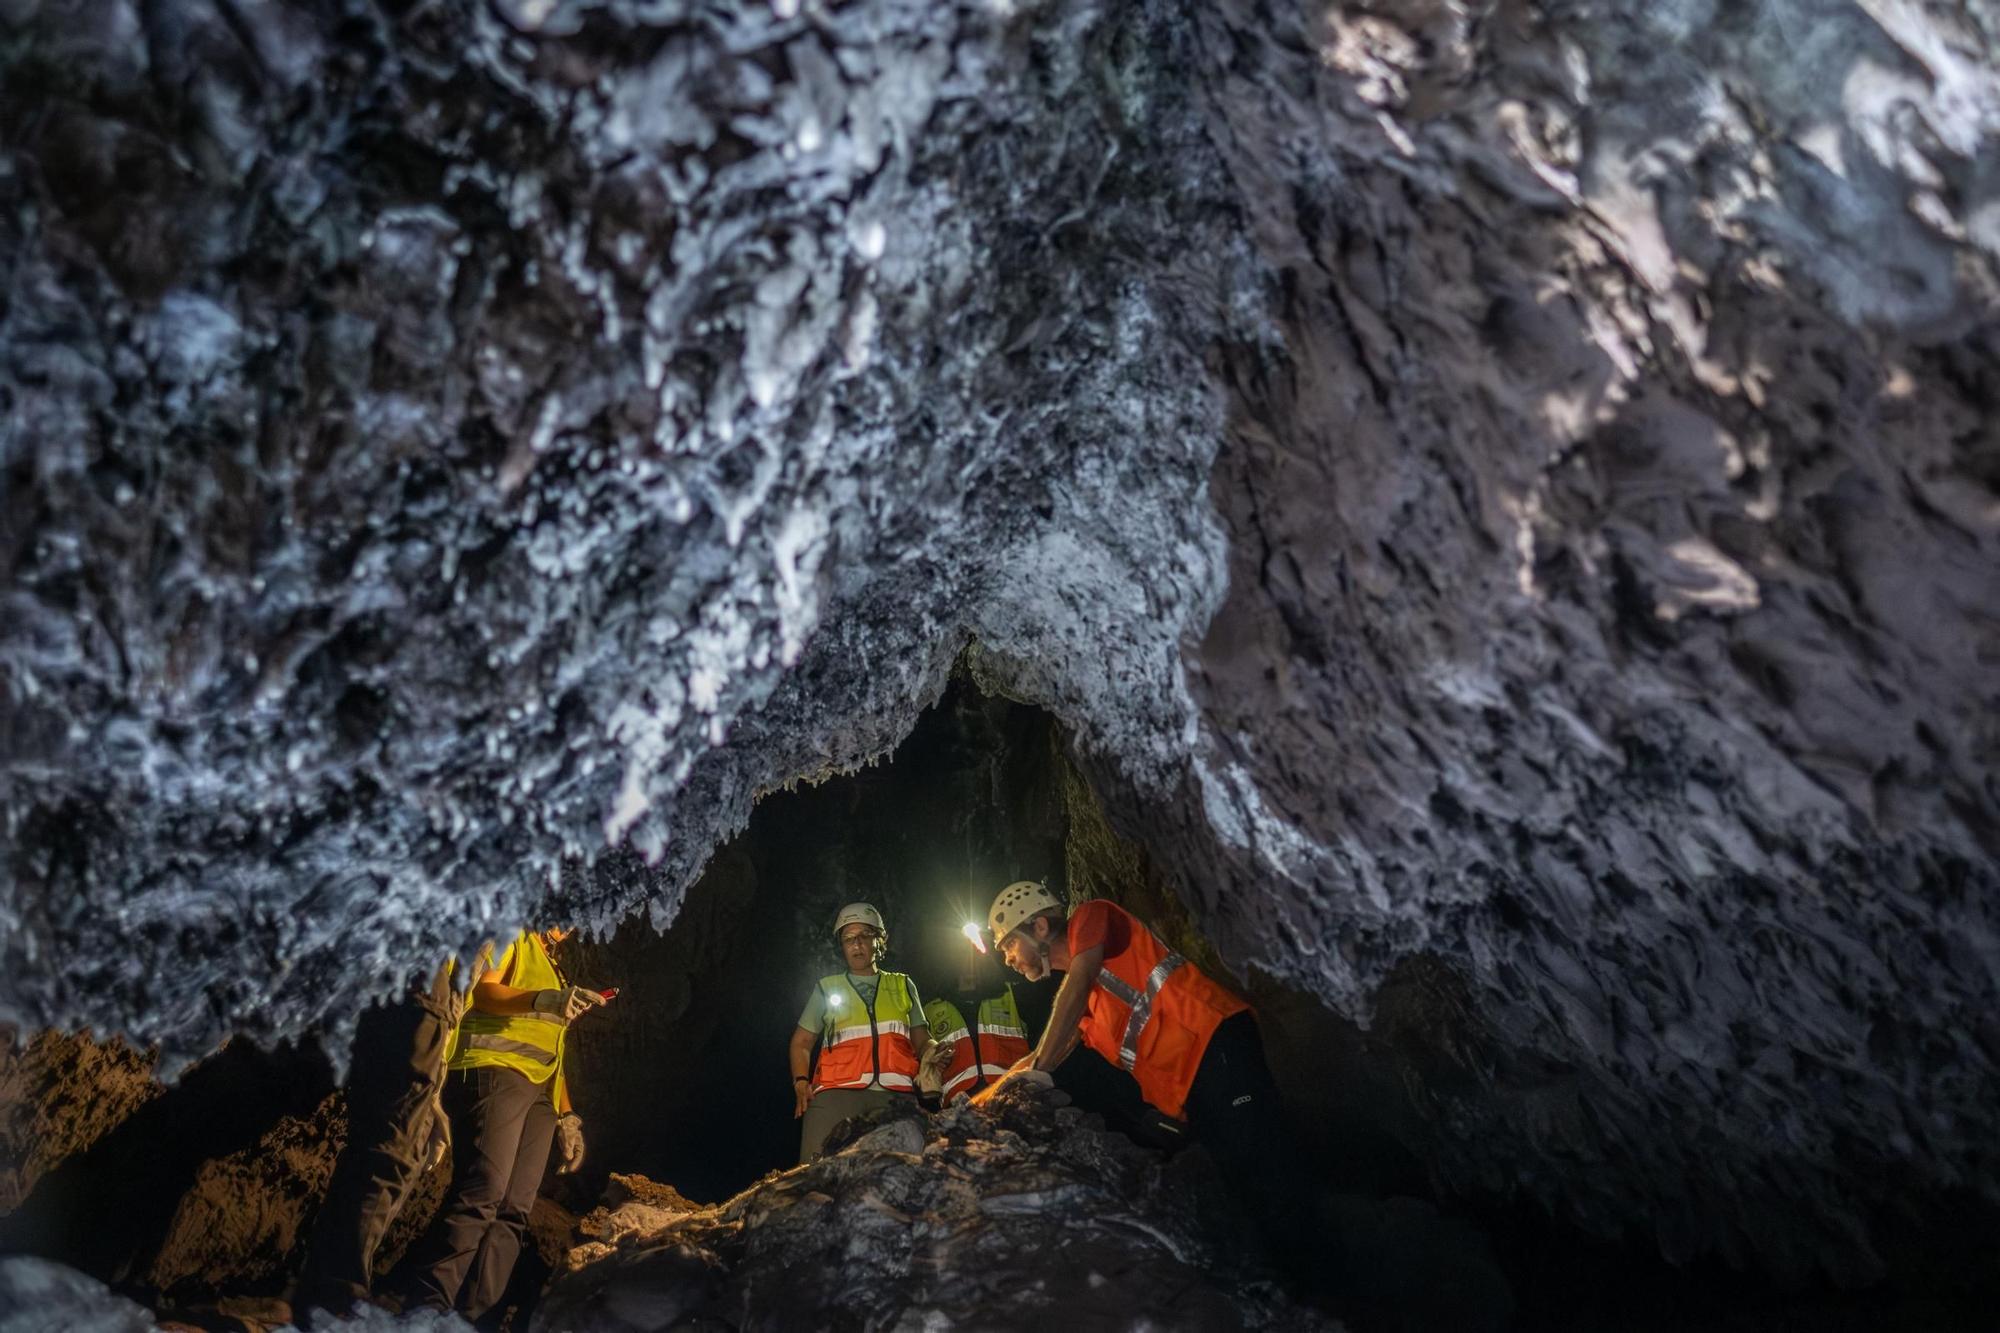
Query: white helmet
988,880,1063,947
833,902,888,959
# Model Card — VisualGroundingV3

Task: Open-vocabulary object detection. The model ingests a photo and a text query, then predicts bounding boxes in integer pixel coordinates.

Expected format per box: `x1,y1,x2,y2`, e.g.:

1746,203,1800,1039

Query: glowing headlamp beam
962,921,988,953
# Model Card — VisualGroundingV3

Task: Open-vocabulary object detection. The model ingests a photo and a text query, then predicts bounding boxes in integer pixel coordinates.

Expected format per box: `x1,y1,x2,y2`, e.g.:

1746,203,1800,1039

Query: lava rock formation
3,0,1998,1319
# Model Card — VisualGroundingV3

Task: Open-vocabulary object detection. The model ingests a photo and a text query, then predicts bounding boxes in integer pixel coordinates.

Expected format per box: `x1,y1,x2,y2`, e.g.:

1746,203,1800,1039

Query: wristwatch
793,1075,809,1084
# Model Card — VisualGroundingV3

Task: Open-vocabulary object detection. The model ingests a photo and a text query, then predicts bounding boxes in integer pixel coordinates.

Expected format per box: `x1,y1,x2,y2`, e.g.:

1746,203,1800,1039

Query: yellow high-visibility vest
812,971,920,1093
448,931,567,1106
924,989,1030,1101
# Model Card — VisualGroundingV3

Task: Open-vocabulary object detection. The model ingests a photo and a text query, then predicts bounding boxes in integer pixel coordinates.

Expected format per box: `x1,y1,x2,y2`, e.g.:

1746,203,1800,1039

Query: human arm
469,937,604,1021
468,945,537,1016
909,1021,933,1070
789,1025,818,1117
1029,943,1103,1072
470,972,544,1015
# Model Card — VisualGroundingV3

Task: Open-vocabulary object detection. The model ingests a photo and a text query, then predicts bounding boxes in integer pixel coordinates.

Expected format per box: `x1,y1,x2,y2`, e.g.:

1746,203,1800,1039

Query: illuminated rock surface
536,1086,1344,1332
3,0,1998,1318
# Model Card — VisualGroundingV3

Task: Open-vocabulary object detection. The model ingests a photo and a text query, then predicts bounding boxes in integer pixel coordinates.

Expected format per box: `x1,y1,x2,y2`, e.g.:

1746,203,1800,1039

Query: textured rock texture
0,1027,158,1211
534,1083,1335,1332
3,0,1997,1298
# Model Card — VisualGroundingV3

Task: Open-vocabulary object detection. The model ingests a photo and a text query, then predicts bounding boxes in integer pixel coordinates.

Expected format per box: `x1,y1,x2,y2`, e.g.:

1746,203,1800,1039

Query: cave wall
0,1035,336,1300
0,1028,158,1213
1124,0,2000,1281
1,0,1995,1299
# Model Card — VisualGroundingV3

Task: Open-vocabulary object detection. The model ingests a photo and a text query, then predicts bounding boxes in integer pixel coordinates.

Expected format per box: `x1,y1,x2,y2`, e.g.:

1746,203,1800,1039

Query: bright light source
828,991,843,1007
962,922,987,953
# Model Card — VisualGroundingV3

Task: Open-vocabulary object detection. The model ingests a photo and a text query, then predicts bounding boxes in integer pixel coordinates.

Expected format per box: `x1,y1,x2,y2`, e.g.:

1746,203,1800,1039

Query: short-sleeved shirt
797,973,927,1037
1065,900,1131,960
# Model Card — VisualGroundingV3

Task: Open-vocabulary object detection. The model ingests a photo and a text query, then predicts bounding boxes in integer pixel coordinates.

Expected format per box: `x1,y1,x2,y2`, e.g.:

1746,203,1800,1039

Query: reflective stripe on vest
813,973,920,1093
942,1062,1014,1098
1074,901,1250,1120
449,931,566,1089
1095,953,1187,1070
461,1032,558,1065
926,991,1030,1102
827,1020,913,1045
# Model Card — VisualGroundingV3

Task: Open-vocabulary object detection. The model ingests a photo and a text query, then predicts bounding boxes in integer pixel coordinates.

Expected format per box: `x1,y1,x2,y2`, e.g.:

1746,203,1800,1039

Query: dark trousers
1185,1013,1317,1276
295,978,453,1315
798,1086,903,1162
403,1065,559,1321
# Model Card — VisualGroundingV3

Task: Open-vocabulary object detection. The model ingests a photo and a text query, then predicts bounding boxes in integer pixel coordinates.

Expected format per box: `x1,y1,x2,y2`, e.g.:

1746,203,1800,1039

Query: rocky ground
5,1079,1408,1332
536,1084,1353,1333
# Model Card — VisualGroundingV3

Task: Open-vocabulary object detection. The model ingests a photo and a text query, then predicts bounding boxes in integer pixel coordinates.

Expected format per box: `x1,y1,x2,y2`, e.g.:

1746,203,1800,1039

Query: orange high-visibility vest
925,990,1031,1103
1074,902,1248,1120
810,971,920,1094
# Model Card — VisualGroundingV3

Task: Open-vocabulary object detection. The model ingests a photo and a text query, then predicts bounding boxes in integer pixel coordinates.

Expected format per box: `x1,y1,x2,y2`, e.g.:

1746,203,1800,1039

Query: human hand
793,1079,812,1119
970,1066,1052,1107
533,985,607,1023
555,1113,585,1173
916,1042,953,1097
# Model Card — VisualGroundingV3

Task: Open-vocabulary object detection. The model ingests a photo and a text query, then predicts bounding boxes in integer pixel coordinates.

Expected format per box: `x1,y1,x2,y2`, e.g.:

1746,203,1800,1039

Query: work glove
555,1112,585,1173
915,1041,954,1098
532,985,607,1024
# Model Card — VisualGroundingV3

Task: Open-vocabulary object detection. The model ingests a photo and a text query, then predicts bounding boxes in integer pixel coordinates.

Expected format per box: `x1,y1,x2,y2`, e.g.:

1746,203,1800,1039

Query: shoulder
1069,899,1121,932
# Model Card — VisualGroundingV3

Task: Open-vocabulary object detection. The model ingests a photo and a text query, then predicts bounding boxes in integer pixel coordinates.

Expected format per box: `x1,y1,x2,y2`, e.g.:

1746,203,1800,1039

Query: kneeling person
984,881,1313,1274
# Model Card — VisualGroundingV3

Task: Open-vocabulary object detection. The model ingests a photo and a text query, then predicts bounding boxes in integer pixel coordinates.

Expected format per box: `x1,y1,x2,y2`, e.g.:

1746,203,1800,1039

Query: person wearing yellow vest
787,902,939,1162
980,882,1316,1281
921,989,1030,1104
402,927,609,1320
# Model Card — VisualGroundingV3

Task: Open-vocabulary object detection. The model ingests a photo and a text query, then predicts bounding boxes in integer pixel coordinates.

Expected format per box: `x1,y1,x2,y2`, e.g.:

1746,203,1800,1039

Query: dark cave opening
556,677,1072,1204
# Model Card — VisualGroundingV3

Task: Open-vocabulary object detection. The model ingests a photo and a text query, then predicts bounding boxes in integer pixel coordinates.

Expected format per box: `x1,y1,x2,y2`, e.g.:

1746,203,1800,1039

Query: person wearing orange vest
787,902,938,1162
402,927,610,1320
922,988,1031,1104
981,881,1314,1279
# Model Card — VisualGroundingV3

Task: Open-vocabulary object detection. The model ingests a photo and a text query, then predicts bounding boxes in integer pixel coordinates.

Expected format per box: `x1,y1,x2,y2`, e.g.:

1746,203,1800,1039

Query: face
999,923,1048,982
839,925,880,973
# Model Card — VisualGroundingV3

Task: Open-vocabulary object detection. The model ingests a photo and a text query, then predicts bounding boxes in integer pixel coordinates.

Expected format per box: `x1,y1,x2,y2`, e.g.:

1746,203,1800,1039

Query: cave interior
2,0,1999,1327
3,678,1995,1332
